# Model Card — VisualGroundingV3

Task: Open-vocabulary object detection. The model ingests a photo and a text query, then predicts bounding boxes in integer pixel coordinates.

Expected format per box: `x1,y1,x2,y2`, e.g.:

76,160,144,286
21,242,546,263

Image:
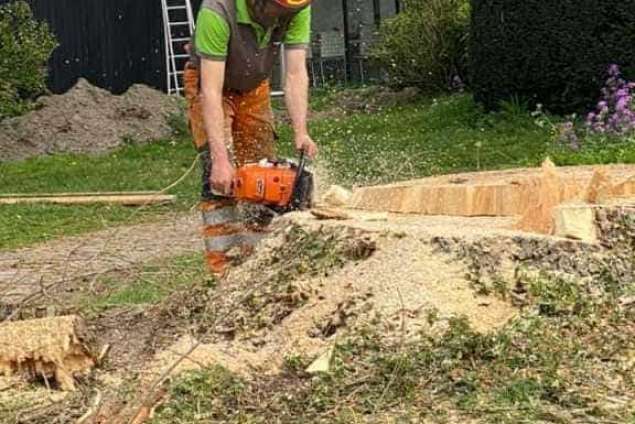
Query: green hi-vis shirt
193,0,311,92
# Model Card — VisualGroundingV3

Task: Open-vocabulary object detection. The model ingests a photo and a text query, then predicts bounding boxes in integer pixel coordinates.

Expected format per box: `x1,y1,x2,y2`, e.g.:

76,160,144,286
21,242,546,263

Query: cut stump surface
350,163,635,218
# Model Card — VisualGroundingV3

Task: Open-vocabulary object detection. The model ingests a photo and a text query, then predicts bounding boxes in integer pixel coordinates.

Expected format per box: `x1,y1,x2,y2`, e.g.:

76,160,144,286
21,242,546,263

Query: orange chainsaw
231,151,314,213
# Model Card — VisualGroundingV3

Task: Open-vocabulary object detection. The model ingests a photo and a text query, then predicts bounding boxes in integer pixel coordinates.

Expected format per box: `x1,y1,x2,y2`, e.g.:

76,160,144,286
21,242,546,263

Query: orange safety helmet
271,0,311,9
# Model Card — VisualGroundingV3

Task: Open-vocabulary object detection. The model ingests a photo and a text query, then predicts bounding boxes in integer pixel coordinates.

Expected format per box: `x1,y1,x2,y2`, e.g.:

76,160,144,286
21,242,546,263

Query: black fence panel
0,0,395,95
0,0,173,94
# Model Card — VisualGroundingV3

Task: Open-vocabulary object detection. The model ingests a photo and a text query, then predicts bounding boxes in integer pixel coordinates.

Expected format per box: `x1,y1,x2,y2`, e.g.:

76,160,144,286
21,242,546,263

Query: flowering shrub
533,64,635,150
585,64,635,136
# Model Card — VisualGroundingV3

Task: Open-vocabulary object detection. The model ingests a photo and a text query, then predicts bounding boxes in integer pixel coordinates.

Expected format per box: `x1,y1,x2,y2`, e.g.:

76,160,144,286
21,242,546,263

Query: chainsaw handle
289,150,309,210
296,149,307,174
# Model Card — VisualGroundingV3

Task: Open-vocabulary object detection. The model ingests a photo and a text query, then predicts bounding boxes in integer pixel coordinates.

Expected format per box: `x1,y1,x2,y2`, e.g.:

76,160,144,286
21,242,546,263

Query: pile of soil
0,79,183,162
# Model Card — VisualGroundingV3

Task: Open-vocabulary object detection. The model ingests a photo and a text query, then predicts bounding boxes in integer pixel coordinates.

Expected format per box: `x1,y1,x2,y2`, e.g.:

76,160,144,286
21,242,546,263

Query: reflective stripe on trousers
202,204,239,227
201,201,268,254
204,232,267,252
201,202,240,254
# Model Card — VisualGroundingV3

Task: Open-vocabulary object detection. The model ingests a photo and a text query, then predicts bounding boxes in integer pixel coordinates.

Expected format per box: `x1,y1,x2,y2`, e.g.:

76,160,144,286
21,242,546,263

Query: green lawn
2,91,635,250
0,139,202,249
287,93,635,186
77,253,212,317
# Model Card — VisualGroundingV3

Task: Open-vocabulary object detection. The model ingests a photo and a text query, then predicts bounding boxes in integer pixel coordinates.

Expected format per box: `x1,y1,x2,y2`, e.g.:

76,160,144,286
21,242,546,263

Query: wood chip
311,208,351,220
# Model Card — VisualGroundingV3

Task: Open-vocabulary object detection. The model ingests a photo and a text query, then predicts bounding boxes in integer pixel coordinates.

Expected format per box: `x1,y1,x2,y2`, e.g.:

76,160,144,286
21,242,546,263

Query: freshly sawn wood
349,163,635,218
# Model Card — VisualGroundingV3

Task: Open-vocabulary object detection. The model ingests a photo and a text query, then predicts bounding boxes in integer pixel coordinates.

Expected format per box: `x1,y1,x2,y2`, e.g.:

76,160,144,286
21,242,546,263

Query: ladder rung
172,54,189,58
167,5,187,10
169,71,185,76
169,21,191,26
172,37,190,42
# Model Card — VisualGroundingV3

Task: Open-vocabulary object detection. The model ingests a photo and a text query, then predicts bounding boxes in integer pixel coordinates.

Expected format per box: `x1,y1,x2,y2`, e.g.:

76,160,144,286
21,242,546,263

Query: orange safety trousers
183,61,276,276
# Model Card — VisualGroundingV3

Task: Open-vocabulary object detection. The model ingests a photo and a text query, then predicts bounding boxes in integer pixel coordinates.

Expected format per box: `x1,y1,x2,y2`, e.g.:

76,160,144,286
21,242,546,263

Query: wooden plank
0,194,175,206
515,159,563,234
0,191,159,199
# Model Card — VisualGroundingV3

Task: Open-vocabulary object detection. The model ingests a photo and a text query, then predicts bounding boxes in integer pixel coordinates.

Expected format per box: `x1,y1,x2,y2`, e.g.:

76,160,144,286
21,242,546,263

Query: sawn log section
349,164,635,217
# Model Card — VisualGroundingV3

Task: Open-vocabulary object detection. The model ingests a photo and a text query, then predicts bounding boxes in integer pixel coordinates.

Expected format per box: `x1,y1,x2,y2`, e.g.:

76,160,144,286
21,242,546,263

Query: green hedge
469,0,635,114
372,0,470,93
0,1,57,120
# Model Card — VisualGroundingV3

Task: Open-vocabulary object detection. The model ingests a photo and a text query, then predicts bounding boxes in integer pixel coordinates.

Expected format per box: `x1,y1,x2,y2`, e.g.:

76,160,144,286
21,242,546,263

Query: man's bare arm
284,48,317,158
200,59,234,194
200,59,227,161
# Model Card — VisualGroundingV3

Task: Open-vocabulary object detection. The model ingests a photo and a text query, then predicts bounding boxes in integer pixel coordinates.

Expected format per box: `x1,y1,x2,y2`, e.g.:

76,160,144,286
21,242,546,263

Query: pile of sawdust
72,206,635,422
149,215,517,380
146,203,635,384
0,78,182,162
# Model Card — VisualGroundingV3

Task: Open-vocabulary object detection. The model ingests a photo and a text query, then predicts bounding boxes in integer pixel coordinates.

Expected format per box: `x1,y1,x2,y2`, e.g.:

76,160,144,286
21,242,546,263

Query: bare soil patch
0,213,201,312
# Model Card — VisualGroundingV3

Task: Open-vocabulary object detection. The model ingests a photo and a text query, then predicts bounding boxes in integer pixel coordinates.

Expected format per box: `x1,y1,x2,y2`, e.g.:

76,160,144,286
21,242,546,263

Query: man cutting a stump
183,0,318,276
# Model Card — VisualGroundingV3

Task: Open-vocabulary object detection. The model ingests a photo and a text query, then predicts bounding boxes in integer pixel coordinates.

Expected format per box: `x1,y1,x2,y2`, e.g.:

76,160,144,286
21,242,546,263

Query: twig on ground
75,389,102,424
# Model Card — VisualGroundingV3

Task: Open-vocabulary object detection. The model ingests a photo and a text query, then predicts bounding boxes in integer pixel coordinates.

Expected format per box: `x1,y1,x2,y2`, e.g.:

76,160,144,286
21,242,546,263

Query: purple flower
577,63,635,141
592,122,606,133
616,96,630,112
608,64,621,77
